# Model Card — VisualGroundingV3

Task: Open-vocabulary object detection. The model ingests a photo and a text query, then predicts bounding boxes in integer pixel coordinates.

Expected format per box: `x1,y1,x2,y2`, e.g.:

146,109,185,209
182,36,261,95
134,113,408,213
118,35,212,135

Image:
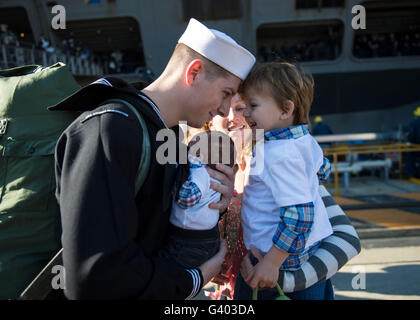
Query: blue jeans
233,254,335,300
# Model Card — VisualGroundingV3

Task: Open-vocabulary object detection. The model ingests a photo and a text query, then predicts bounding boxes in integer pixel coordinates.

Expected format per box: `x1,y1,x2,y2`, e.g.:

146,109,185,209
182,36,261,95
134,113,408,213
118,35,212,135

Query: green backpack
0,63,151,299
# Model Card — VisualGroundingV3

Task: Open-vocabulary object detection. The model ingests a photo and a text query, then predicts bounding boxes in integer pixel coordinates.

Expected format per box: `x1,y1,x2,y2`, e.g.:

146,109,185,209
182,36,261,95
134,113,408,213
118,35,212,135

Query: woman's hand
206,164,235,213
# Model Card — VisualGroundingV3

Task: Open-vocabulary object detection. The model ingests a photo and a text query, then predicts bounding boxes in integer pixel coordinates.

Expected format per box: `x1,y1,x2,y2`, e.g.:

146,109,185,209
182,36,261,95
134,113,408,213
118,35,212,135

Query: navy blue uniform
52,79,202,299
312,123,333,136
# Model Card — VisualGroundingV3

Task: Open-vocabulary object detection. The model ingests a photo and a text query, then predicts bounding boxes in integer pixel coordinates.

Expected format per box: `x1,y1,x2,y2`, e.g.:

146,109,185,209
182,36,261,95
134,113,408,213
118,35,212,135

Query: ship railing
0,44,103,76
320,140,420,196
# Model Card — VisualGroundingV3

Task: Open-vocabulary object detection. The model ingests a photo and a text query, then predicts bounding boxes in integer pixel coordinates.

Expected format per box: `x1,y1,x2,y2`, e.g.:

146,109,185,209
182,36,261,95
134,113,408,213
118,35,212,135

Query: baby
160,130,237,269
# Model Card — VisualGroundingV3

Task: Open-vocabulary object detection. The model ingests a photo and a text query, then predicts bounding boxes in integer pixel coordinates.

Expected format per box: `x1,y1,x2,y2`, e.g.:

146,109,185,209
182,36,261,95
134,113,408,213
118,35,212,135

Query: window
0,6,34,47
182,0,242,21
256,20,343,63
53,17,146,71
353,0,420,58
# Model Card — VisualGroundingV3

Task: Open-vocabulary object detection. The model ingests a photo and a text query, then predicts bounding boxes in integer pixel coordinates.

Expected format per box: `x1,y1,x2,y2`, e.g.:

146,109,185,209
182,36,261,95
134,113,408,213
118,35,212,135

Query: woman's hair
240,62,314,125
167,43,233,81
202,121,212,132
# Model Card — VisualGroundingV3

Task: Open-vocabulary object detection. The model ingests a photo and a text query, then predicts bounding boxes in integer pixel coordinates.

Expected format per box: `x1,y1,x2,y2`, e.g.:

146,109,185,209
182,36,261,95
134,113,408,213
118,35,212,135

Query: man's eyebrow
225,87,236,94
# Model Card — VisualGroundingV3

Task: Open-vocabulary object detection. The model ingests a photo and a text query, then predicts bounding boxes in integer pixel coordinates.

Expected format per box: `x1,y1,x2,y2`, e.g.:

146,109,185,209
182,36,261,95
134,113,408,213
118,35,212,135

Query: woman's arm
278,185,361,292
240,185,361,293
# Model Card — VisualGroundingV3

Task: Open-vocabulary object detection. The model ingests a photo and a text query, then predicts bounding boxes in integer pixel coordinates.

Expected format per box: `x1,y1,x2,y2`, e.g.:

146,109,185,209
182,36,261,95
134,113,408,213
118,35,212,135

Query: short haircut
188,131,236,169
168,43,234,81
240,62,314,125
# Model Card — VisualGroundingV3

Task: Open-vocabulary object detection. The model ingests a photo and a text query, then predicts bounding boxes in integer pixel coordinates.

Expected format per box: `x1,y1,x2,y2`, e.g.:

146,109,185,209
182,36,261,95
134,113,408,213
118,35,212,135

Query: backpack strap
19,248,64,300
104,98,151,194
19,98,152,300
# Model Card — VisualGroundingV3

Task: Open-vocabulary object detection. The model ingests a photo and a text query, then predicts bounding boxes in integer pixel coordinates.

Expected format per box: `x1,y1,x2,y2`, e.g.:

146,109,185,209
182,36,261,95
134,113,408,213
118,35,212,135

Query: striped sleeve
317,157,331,182
185,268,203,300
278,185,361,293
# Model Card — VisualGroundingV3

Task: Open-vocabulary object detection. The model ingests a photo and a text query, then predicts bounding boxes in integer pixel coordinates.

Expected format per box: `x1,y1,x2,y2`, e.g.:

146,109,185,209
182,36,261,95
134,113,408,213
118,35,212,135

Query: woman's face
227,93,248,132
210,93,248,132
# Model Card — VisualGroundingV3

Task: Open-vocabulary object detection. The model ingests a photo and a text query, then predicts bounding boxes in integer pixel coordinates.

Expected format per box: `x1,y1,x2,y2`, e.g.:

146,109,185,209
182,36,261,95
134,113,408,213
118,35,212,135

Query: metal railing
322,142,420,196
0,44,104,76
314,132,402,144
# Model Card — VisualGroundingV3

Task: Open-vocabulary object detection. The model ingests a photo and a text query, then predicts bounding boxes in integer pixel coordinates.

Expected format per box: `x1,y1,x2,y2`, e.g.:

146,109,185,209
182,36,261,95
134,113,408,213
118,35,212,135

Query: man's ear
185,59,204,86
280,100,295,120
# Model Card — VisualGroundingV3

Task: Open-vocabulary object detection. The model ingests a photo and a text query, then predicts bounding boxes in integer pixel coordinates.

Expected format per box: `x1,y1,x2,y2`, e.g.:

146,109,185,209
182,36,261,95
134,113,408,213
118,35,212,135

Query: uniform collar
264,124,309,141
48,77,168,130
137,92,167,129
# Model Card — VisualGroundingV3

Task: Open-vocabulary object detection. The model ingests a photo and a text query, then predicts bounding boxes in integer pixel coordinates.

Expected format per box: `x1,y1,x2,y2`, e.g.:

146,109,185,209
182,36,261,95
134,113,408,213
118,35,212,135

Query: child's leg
173,237,220,269
233,271,253,300
161,225,221,269
286,279,335,300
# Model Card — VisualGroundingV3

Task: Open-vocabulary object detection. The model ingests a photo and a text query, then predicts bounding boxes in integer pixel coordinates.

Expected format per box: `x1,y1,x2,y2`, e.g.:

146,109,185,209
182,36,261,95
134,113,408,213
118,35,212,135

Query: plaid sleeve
272,202,315,254
317,157,331,182
176,177,202,209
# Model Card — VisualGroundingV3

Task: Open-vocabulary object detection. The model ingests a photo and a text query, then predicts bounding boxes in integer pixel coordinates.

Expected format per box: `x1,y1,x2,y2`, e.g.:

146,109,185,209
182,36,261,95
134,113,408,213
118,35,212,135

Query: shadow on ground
332,264,420,299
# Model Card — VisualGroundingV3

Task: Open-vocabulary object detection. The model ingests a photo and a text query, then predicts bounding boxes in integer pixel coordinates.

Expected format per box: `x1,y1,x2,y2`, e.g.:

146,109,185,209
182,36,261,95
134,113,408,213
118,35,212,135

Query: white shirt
242,134,333,253
170,165,221,230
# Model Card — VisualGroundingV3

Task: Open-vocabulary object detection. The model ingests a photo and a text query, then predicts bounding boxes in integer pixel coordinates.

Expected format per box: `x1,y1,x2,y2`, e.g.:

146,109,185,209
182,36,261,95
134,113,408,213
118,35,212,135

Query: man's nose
217,100,230,118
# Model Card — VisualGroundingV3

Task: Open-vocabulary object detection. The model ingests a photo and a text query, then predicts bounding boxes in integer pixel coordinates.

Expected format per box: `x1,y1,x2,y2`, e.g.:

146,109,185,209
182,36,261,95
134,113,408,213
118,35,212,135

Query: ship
0,0,419,134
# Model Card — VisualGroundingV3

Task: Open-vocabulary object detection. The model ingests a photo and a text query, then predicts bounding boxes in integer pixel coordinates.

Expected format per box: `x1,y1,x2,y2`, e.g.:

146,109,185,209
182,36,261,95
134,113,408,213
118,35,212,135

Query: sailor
311,115,333,151
52,18,255,299
311,116,333,136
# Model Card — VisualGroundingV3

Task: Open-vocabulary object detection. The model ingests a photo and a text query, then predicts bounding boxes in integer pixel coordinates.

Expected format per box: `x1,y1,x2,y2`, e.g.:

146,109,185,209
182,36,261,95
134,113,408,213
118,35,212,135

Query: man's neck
141,77,183,128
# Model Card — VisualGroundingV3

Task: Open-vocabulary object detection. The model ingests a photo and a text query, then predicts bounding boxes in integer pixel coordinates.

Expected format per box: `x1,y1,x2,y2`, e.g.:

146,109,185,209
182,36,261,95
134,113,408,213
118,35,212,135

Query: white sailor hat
178,18,255,80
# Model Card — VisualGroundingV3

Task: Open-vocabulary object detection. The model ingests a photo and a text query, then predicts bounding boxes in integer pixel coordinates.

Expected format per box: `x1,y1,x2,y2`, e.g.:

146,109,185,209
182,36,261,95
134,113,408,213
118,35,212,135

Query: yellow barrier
322,143,420,196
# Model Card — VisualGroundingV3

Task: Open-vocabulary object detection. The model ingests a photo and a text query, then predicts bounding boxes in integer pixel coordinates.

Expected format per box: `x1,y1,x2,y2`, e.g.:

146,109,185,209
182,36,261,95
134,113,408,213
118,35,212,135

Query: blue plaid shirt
176,157,204,209
265,125,331,270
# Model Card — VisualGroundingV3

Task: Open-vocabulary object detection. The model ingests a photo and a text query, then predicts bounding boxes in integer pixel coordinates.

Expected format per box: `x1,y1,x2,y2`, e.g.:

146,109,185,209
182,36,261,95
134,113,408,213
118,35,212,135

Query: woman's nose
228,108,235,122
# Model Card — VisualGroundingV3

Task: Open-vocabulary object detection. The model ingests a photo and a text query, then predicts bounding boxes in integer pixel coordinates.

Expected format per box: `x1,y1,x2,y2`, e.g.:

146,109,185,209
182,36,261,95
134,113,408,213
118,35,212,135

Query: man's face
187,72,241,128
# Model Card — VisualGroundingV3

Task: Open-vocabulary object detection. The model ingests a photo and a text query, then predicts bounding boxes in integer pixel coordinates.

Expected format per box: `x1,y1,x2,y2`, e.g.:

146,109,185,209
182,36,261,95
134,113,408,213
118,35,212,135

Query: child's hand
248,257,279,290
245,245,288,290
